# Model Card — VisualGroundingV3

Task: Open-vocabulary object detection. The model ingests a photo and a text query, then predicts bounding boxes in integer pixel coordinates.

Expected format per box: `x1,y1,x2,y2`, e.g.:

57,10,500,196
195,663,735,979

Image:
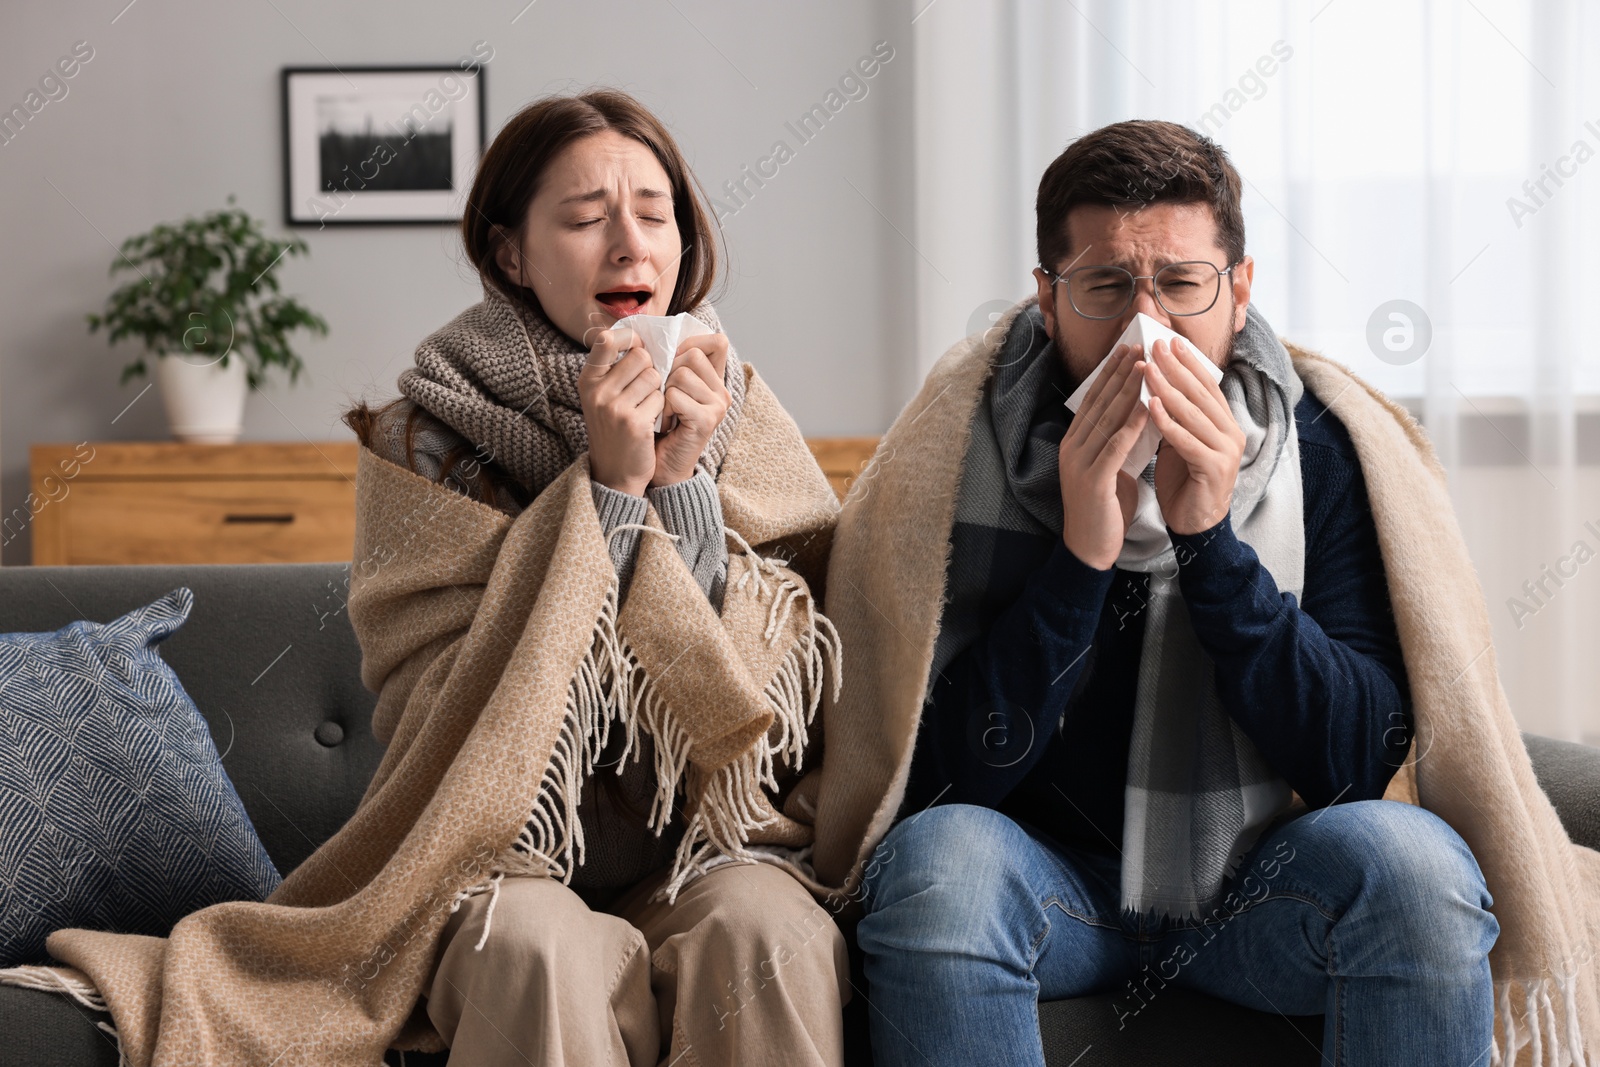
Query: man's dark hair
1035,119,1245,272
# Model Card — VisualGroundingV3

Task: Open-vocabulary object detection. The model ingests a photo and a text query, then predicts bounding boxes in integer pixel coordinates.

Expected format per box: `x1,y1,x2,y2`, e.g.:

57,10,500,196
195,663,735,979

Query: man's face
1032,201,1254,389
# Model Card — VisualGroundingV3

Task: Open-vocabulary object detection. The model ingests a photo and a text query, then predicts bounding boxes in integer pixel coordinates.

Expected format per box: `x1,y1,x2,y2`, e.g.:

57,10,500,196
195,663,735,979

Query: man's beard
1056,294,1239,395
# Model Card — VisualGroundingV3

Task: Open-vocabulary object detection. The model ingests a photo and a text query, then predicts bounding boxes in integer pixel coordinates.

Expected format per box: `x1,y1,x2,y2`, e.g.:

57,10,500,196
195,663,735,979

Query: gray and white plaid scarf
397,279,747,498
932,297,1304,921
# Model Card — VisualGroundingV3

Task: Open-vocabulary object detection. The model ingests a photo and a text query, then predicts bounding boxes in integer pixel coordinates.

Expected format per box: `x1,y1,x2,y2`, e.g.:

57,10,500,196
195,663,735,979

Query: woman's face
497,129,683,345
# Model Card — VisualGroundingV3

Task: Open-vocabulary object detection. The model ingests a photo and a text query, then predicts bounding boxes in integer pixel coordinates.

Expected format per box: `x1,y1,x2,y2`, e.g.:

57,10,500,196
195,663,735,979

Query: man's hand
1059,344,1148,570
1144,337,1244,535
651,332,732,487
578,326,662,497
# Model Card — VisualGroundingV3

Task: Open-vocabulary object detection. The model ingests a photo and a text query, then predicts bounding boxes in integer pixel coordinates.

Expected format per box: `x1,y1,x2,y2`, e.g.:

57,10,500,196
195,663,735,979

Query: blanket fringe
467,532,840,946
0,963,110,1012
98,1019,126,1066
506,577,640,886
446,581,627,950
0,964,125,1066
1490,973,1591,1067
653,534,842,902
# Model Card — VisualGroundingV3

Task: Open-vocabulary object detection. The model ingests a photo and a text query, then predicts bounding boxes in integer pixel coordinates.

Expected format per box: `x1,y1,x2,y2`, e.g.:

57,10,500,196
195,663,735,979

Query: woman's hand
651,332,732,487
1058,344,1148,570
578,326,663,497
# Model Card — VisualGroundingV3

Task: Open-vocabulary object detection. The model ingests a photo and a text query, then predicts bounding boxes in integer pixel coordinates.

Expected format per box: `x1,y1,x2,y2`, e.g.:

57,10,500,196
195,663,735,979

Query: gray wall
0,0,916,564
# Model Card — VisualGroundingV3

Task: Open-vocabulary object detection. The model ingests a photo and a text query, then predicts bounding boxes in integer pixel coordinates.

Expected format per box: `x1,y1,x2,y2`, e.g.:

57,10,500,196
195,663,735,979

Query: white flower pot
154,353,249,444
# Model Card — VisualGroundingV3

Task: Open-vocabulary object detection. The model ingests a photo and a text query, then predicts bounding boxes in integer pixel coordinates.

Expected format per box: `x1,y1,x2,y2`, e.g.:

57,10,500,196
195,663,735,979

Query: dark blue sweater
904,392,1414,856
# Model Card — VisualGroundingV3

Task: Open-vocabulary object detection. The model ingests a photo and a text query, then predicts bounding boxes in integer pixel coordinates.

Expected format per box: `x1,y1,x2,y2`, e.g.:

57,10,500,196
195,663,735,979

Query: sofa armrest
1523,732,1600,852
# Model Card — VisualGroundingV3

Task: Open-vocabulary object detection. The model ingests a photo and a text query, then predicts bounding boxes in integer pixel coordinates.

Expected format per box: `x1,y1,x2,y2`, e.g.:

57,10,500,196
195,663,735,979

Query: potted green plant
87,197,328,443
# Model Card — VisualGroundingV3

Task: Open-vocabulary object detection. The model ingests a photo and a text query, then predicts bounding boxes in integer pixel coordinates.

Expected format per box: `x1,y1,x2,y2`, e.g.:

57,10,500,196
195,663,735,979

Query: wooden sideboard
26,437,883,565
29,442,358,566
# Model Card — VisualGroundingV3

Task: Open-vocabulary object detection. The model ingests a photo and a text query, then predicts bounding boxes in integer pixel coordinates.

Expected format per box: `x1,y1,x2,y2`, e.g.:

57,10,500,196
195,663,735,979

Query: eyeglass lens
1065,261,1224,319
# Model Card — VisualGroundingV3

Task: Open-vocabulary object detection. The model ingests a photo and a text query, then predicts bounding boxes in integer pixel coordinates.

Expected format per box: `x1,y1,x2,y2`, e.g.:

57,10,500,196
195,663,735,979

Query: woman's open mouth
596,289,652,319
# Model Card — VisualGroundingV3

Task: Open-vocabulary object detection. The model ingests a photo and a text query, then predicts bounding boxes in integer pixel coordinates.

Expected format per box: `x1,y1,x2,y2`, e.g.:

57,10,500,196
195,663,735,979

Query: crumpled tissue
1063,312,1225,478
613,312,714,431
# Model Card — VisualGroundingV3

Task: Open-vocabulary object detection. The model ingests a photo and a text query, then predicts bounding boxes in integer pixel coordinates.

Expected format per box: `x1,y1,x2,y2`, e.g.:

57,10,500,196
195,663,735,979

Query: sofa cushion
0,589,281,966
0,564,385,878
0,987,118,1067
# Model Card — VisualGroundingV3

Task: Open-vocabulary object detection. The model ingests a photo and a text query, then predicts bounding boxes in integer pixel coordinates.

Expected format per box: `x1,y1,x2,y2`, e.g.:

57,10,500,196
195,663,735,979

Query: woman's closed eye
571,213,668,229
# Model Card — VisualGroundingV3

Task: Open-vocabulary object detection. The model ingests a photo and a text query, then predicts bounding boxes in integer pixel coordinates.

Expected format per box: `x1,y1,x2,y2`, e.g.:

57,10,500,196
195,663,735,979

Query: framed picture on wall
281,64,487,227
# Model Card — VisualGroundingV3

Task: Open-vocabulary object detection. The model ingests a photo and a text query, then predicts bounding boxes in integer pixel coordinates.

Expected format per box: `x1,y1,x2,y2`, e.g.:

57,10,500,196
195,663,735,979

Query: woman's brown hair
344,88,724,504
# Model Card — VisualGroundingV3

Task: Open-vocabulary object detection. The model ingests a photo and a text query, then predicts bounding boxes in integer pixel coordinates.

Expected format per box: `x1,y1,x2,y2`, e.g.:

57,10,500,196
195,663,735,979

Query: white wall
0,0,917,564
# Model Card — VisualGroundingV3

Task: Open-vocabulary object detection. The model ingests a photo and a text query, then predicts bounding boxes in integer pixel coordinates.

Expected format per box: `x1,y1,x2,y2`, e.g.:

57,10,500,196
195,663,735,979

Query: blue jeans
857,801,1499,1066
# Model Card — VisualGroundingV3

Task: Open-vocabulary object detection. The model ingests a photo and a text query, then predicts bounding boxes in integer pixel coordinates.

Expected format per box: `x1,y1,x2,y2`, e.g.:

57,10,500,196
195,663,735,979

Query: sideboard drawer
29,441,357,565
53,479,354,565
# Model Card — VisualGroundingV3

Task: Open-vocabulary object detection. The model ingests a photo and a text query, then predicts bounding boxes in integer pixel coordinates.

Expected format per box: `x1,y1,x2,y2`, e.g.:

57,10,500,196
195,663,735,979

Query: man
831,121,1502,1064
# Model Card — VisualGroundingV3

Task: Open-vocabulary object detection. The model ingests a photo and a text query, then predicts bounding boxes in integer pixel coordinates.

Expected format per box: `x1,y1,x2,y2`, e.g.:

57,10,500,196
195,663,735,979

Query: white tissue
1062,312,1224,479
612,312,714,431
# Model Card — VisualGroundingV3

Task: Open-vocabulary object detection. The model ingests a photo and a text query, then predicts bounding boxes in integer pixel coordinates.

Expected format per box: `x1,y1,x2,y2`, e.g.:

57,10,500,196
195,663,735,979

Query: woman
343,90,848,1066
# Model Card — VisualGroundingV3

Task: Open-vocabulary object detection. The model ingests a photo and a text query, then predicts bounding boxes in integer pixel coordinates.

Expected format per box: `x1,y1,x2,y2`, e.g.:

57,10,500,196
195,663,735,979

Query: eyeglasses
1042,260,1237,320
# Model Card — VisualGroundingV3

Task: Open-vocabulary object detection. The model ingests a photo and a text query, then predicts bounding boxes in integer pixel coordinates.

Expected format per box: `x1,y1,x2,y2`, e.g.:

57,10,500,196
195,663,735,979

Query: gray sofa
1,563,1597,1067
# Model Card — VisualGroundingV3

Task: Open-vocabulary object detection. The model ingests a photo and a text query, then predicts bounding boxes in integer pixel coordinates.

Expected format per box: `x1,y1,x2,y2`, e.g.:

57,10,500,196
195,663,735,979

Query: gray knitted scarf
934,297,1305,921
397,280,748,497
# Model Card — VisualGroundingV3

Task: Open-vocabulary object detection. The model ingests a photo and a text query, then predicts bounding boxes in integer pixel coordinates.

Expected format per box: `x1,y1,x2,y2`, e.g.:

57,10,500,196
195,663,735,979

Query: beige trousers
424,861,850,1067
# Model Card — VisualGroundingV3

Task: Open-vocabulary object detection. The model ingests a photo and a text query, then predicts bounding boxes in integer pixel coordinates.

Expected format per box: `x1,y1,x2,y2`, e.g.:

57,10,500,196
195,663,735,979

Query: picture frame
281,64,487,227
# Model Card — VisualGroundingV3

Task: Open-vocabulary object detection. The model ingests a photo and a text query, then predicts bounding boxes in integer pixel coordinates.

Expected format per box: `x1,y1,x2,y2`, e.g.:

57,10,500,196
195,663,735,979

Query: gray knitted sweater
367,399,730,902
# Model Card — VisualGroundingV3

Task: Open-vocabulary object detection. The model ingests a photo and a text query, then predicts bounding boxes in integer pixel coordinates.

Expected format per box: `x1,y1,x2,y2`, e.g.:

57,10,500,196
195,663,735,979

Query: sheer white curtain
910,0,1600,740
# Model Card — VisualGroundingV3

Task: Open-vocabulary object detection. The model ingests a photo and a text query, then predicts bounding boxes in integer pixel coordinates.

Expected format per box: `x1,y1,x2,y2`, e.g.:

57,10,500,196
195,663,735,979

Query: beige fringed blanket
0,361,841,1066
808,302,1600,1066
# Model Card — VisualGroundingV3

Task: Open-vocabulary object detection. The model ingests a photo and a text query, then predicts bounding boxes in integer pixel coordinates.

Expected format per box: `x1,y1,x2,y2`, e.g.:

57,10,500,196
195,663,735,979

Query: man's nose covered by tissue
1062,312,1226,479
612,313,714,431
